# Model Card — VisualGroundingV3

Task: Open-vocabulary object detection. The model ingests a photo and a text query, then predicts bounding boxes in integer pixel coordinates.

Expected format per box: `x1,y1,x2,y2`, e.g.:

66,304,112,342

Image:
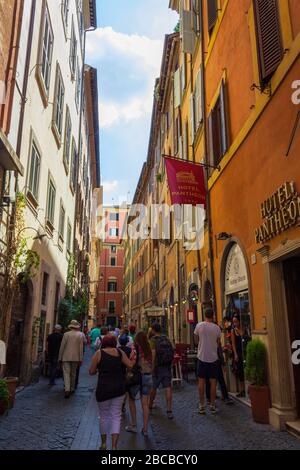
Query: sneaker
125,425,137,433
199,405,206,415
210,404,217,414
167,410,174,420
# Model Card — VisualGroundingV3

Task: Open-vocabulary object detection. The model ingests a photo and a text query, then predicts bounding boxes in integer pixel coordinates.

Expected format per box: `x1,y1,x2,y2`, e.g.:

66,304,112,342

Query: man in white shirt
0,340,6,378
194,308,221,415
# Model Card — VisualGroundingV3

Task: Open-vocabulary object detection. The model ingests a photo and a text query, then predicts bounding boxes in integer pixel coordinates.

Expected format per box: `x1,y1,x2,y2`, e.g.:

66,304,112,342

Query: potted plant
245,339,271,424
0,379,10,415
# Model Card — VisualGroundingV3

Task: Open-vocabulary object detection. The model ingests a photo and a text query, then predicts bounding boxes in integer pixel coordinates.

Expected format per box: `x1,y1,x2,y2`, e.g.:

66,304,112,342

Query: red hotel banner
164,157,206,207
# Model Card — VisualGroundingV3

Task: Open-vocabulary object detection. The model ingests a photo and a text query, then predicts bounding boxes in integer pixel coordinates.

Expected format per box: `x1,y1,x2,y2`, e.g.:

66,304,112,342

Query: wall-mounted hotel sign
255,182,300,244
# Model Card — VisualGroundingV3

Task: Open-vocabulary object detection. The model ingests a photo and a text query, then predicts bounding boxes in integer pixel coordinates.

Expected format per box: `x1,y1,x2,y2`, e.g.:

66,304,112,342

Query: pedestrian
128,324,136,341
46,324,63,386
0,339,6,379
89,335,133,451
149,323,175,419
194,308,221,415
118,334,132,412
88,324,101,352
75,329,88,390
231,314,250,397
125,331,153,436
58,320,85,398
205,336,234,405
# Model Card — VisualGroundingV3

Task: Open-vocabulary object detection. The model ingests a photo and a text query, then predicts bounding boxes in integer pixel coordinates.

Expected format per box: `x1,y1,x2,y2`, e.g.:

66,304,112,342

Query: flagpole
162,154,221,171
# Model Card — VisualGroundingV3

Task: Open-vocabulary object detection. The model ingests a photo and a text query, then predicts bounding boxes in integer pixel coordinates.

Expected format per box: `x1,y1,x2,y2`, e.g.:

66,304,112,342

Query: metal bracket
250,82,272,98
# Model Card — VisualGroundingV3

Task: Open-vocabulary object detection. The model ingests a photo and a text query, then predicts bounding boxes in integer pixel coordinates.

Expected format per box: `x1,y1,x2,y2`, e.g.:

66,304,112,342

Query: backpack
155,335,174,367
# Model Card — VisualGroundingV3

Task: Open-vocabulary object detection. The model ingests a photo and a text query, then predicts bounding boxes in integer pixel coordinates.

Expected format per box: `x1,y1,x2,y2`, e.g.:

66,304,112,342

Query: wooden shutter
253,0,283,85
195,70,203,129
208,113,215,172
190,93,195,144
174,68,181,108
207,0,218,34
219,80,229,155
182,10,195,54
192,0,201,35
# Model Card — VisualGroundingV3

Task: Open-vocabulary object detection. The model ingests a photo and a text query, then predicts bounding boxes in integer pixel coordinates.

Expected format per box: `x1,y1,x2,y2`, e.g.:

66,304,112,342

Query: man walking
149,323,174,419
47,325,63,386
88,324,101,352
59,320,85,398
194,308,221,415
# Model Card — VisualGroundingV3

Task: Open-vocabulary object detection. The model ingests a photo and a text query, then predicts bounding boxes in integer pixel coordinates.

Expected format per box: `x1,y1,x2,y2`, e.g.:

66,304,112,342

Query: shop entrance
283,256,300,417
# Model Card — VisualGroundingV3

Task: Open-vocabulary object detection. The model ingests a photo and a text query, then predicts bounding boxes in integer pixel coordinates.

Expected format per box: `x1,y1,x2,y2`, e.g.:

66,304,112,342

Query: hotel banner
164,157,206,207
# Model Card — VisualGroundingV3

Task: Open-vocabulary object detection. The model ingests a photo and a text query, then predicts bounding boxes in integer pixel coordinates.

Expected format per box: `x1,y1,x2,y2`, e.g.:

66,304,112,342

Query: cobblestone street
1,350,300,451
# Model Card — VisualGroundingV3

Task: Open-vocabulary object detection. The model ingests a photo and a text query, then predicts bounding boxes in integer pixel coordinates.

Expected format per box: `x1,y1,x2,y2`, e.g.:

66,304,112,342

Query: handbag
126,347,141,387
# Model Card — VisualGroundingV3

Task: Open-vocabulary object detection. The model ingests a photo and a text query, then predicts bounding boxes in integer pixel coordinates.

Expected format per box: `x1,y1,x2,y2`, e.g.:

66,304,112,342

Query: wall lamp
217,232,232,241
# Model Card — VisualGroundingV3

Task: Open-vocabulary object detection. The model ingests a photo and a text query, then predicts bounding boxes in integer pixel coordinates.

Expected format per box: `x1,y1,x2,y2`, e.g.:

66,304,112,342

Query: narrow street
1,349,300,451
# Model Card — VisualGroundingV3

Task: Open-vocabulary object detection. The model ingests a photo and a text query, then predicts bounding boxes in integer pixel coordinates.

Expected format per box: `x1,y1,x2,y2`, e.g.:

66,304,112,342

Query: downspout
199,0,217,317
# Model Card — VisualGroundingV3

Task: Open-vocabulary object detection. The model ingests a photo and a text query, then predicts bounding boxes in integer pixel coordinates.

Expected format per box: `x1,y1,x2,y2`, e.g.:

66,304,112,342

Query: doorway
283,256,300,417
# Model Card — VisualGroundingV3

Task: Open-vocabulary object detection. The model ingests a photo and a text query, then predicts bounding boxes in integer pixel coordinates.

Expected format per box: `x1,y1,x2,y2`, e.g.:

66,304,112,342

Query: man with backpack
149,323,174,419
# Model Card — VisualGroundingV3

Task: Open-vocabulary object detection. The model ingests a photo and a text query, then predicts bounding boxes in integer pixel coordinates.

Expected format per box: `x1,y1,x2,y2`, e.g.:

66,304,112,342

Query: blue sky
86,1,178,205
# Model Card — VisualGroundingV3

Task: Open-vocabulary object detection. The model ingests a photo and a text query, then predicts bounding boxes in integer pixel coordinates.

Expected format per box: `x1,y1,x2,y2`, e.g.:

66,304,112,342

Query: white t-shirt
0,340,6,365
194,322,221,363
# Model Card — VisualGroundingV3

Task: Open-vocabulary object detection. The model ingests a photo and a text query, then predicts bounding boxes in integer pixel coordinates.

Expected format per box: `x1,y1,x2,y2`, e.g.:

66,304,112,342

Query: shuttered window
195,70,203,130
253,0,283,86
208,80,229,168
207,0,218,35
192,0,201,35
190,93,195,145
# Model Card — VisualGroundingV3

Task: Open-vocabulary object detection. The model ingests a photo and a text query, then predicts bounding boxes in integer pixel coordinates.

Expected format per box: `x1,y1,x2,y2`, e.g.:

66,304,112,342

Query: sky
86,0,178,206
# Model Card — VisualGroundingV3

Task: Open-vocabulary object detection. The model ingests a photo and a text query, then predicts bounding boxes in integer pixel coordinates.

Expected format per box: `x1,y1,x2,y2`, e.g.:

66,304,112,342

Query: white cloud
102,180,119,192
87,27,164,129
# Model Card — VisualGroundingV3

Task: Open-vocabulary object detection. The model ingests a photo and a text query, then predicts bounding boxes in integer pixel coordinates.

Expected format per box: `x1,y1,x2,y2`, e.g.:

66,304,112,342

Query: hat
68,320,81,330
54,324,62,330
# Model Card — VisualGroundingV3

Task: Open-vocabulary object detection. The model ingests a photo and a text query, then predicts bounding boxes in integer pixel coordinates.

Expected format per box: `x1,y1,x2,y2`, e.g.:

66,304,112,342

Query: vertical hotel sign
255,182,300,244
164,157,206,207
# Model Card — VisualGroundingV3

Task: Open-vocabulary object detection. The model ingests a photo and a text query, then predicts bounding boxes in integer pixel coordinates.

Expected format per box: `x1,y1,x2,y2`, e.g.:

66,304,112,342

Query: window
46,177,56,226
109,228,119,238
108,281,117,292
41,272,49,305
208,80,229,167
63,108,72,172
67,220,72,254
75,60,81,109
110,257,116,267
111,245,117,253
253,0,283,87
207,0,218,36
110,213,119,221
108,301,115,314
28,142,41,201
59,203,65,240
69,21,77,78
76,0,84,42
62,0,69,29
40,4,54,95
53,65,65,139
70,138,77,192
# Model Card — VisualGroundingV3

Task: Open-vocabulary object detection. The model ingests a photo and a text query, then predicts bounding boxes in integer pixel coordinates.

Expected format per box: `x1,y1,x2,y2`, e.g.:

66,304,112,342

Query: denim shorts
129,374,153,399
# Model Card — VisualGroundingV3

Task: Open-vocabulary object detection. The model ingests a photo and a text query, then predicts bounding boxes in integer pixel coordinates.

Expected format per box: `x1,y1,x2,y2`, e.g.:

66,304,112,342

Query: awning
145,306,165,317
0,129,24,175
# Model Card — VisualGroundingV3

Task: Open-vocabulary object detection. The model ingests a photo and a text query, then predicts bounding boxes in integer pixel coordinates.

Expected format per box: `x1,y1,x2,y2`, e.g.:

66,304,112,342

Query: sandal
125,425,137,433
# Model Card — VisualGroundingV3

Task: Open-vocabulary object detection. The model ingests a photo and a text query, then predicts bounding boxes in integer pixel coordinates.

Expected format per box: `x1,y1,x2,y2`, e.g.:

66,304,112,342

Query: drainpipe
199,0,217,317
